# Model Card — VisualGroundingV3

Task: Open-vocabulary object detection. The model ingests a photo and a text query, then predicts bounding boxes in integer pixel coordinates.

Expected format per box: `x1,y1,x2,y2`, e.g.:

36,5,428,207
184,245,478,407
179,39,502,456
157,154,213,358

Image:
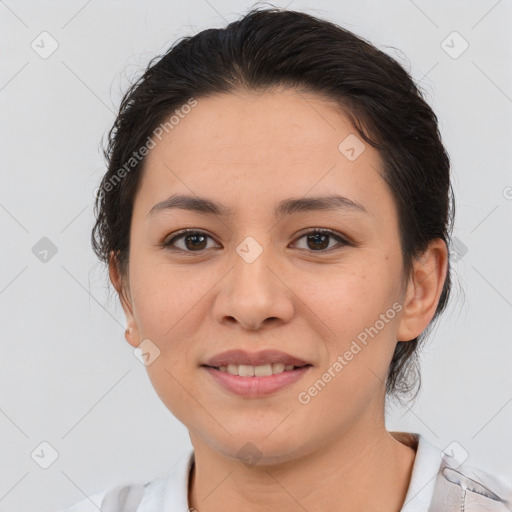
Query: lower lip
202,366,311,398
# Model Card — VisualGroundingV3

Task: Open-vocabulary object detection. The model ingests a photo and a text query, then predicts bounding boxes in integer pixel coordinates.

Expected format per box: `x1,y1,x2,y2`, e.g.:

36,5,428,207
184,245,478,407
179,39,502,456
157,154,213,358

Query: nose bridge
213,233,294,330
232,234,277,302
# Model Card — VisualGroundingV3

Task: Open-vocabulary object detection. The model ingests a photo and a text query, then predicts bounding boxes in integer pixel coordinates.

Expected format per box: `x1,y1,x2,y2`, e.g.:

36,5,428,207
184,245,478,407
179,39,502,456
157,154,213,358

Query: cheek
308,263,402,387
308,264,399,334
130,259,210,338
129,263,207,421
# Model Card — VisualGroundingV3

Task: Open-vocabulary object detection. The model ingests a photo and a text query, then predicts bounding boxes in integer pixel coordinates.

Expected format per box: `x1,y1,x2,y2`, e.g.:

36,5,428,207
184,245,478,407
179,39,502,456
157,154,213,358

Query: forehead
135,89,393,222
148,89,366,163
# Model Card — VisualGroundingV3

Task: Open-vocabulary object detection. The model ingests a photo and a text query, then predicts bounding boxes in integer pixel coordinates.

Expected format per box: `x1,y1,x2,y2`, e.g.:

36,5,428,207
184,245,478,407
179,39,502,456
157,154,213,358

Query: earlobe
396,239,448,342
124,326,140,348
108,251,140,348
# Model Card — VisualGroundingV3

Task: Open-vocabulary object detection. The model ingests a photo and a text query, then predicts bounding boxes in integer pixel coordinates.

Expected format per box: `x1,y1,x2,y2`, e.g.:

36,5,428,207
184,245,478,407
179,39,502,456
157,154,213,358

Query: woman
62,7,511,512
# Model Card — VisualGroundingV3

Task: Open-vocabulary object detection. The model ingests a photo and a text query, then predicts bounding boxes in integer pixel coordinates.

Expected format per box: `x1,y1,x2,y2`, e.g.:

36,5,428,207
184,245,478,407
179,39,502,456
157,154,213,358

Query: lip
202,365,311,397
202,349,311,368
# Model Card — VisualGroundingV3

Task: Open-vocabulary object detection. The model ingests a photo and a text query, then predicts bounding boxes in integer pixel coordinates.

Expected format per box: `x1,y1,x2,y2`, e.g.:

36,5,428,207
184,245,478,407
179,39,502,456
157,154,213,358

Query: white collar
137,448,195,511
399,433,444,511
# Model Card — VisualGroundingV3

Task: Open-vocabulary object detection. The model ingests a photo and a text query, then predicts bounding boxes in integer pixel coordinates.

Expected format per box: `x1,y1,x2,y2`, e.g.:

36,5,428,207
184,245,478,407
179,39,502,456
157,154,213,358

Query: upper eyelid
165,228,219,245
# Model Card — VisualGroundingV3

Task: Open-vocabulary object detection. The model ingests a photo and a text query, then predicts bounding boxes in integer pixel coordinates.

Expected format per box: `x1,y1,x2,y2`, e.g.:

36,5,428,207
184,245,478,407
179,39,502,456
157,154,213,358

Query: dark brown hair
92,7,455,405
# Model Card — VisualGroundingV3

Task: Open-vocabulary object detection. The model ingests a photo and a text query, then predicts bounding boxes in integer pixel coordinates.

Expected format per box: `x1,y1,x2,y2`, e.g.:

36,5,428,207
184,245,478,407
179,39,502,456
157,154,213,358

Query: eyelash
161,228,350,254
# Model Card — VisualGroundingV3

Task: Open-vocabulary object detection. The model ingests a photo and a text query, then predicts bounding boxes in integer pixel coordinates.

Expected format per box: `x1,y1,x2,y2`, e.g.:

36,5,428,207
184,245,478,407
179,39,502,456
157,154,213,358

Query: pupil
308,233,328,250
186,234,207,250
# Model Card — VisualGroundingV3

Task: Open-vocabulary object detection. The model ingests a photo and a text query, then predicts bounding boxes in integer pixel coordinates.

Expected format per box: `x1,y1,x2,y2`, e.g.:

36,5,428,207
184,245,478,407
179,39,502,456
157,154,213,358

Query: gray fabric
428,454,512,511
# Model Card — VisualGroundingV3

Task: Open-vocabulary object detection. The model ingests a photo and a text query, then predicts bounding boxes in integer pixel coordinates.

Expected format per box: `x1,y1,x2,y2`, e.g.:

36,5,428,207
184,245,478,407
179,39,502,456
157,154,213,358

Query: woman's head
92,7,452,458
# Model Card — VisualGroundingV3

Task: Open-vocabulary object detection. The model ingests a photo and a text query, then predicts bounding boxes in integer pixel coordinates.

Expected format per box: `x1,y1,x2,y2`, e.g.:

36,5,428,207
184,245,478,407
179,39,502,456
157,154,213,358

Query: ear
396,238,448,342
108,251,140,348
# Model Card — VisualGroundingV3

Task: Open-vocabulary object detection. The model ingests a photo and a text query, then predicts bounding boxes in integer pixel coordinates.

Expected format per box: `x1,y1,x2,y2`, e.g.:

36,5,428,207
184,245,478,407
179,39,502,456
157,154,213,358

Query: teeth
254,364,272,377
273,363,286,374
239,364,256,377
227,364,239,375
218,363,297,376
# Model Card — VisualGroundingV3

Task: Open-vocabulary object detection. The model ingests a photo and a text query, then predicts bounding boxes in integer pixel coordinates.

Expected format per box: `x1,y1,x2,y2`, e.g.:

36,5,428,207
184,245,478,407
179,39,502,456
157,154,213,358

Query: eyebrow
148,193,368,218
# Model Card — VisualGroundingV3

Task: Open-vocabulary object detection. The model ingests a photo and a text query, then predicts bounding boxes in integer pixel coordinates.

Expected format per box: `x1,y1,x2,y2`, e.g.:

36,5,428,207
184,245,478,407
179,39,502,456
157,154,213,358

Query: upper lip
202,349,312,368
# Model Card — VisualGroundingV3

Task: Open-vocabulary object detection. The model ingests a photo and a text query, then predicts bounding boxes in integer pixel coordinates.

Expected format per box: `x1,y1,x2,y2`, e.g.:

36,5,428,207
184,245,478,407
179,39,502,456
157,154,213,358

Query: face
112,88,443,463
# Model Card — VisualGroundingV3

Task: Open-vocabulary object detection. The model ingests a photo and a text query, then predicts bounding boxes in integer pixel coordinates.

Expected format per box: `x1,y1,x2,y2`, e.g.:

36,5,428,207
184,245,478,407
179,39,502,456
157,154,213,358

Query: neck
187,425,417,512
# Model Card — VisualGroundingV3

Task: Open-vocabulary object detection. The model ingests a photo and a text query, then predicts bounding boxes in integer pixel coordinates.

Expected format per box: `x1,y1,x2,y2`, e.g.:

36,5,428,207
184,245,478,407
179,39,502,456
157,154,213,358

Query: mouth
200,349,313,397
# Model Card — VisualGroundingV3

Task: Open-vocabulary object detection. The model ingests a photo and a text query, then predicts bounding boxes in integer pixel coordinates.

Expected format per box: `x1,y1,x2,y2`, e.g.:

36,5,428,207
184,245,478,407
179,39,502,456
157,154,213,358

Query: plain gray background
1,0,511,510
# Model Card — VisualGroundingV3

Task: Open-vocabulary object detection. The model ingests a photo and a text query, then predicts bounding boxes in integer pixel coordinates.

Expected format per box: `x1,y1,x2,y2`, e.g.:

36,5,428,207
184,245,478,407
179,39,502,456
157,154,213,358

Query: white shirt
60,432,511,511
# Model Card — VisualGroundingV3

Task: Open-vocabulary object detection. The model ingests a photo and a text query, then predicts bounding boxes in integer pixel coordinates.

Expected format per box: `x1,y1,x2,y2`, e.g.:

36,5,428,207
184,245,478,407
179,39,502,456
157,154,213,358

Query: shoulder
397,432,511,512
429,443,512,511
412,436,512,512
58,449,195,511
58,483,146,512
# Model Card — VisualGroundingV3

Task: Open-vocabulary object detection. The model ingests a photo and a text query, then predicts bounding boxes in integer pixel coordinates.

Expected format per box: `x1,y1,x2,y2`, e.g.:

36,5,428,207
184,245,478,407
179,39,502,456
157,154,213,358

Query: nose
212,240,295,332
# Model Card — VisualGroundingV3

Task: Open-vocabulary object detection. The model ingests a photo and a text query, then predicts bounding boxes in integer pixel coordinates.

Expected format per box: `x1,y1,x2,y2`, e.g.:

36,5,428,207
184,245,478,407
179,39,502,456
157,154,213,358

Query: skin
110,88,448,512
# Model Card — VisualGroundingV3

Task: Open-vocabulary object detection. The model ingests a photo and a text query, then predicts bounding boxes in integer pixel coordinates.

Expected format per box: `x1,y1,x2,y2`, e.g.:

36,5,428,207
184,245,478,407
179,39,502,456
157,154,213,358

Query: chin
209,430,306,464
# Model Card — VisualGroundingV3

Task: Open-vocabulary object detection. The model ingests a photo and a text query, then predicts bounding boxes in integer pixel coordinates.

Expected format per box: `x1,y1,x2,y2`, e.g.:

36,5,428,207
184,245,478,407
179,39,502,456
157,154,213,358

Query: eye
162,229,219,252
161,228,350,253
292,228,349,252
